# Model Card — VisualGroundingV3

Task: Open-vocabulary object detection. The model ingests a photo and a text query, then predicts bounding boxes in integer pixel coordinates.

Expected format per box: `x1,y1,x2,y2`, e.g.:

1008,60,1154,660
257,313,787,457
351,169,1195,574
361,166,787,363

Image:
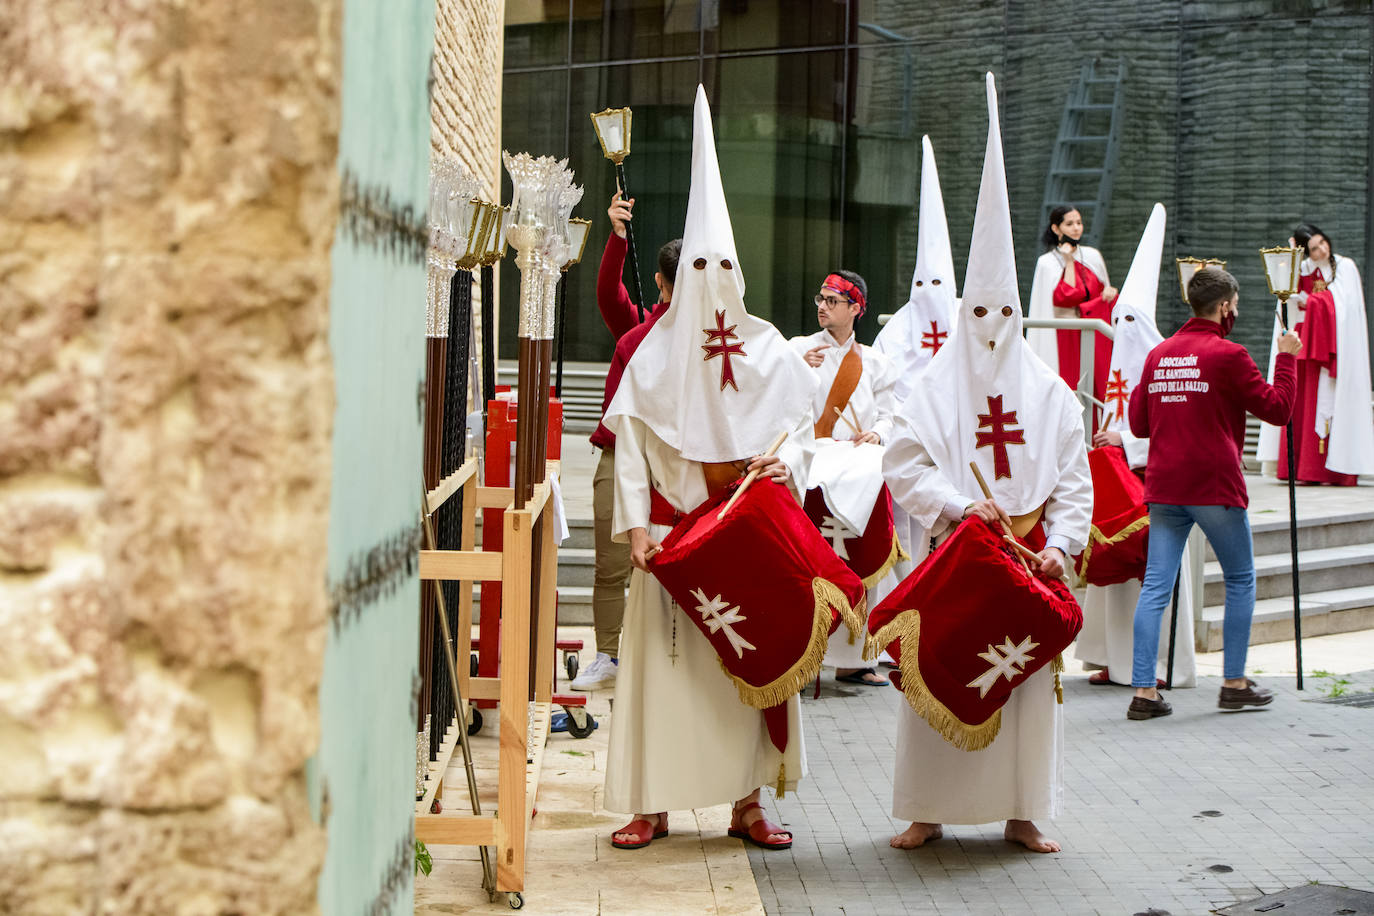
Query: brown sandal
728,802,792,850
611,813,668,850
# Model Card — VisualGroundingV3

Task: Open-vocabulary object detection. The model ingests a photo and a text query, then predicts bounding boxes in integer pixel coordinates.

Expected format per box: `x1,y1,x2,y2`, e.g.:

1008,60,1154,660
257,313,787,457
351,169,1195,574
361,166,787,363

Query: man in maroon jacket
571,190,680,690
1125,268,1301,720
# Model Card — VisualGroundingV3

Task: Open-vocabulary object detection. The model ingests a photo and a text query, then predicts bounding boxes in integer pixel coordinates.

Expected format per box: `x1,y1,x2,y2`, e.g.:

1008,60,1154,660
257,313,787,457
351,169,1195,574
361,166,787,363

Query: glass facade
502,0,1374,364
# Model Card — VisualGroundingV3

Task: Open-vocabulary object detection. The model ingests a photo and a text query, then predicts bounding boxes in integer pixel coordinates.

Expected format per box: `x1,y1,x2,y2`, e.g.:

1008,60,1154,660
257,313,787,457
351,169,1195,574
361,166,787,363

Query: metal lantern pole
1275,293,1297,686
615,161,647,323
1260,245,1305,689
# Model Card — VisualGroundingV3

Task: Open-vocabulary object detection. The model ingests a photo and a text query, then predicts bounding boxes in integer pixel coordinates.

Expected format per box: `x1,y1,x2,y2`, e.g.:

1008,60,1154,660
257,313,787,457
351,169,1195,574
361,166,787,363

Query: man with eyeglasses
789,271,900,687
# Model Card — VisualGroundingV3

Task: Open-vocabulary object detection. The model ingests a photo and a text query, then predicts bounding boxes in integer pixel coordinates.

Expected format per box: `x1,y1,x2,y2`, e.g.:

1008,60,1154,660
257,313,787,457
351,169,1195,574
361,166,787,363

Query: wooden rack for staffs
413,453,561,909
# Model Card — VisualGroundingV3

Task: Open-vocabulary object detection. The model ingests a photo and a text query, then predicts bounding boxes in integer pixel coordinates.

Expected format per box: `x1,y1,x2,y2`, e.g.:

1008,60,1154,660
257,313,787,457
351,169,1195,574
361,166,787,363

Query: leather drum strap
1009,503,1045,540
813,345,863,439
702,461,748,499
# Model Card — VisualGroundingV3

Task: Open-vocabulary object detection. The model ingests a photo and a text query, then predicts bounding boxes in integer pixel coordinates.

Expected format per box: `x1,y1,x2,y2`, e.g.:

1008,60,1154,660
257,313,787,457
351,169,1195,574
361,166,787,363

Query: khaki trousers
592,446,632,656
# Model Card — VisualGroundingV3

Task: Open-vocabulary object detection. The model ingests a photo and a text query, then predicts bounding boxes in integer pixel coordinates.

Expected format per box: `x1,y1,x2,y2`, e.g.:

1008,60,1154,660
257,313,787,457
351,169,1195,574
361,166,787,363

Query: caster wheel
565,654,579,681
565,708,596,739
507,892,524,909
430,798,442,814
470,653,478,677
467,707,484,736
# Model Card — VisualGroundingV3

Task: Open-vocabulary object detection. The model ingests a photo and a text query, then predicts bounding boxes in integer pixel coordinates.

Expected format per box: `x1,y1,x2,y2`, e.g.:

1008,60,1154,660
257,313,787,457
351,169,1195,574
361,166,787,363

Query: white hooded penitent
1103,203,1166,465
603,85,817,463
893,73,1085,520
875,136,958,399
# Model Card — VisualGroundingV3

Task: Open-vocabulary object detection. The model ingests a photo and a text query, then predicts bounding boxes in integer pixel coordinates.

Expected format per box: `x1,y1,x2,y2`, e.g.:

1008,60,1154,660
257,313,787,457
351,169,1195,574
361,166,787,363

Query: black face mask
1057,234,1079,249
1220,309,1236,337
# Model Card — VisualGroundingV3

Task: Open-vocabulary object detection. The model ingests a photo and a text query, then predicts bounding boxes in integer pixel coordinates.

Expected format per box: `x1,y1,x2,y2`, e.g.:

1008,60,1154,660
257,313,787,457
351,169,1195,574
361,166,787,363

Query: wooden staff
717,431,790,520
969,461,1031,574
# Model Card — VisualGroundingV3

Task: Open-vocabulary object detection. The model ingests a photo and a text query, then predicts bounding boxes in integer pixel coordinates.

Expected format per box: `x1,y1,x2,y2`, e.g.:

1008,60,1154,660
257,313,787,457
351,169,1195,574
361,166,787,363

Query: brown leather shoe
1219,679,1274,710
1126,695,1173,720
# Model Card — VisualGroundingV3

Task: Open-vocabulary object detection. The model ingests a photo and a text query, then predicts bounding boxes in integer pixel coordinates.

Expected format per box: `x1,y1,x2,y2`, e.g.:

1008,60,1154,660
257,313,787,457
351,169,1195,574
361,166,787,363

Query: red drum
650,478,866,753
804,484,908,589
1073,445,1149,587
867,518,1082,751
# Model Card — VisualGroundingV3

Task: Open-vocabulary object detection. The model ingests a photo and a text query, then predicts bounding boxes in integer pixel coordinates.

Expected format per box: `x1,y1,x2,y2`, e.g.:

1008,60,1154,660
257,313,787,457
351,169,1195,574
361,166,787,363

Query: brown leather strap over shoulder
814,345,863,439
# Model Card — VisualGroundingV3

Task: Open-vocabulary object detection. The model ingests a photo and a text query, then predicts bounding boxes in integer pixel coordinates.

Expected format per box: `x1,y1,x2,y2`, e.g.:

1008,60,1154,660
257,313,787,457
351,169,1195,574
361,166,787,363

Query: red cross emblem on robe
702,309,746,391
1105,369,1130,421
975,394,1024,480
920,320,948,355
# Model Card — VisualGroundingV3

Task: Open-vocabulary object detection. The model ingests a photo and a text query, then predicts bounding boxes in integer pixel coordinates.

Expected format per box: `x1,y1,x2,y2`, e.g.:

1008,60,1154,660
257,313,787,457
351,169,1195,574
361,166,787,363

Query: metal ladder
1040,59,1126,247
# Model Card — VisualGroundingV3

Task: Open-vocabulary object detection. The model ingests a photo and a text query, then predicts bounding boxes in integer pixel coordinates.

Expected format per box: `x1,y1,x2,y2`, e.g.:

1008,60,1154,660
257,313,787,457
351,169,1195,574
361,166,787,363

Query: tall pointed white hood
894,73,1082,516
603,85,817,463
875,136,958,394
1104,204,1166,432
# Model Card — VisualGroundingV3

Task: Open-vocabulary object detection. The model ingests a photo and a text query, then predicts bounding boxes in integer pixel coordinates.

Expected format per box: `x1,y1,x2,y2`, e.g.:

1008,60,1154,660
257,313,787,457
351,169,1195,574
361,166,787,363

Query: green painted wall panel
310,1,435,912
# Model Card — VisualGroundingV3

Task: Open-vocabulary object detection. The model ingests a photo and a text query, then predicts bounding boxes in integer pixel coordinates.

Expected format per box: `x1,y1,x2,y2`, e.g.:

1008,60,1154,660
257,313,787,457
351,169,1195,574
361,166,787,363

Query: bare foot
889,822,943,848
1004,819,1060,853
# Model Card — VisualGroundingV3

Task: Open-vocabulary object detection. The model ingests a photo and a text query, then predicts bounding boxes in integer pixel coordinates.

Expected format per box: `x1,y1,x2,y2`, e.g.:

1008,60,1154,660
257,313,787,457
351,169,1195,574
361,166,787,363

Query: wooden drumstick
968,461,1032,573
1002,535,1044,565
847,402,862,435
832,406,859,436
717,431,790,520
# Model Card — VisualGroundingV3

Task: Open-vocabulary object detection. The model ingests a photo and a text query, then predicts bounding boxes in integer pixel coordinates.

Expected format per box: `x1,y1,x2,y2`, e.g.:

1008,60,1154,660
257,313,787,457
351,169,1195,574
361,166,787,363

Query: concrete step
1196,584,1374,652
555,547,595,588
1205,510,1374,560
1203,542,1374,605
472,584,596,627
555,585,592,626
476,516,594,550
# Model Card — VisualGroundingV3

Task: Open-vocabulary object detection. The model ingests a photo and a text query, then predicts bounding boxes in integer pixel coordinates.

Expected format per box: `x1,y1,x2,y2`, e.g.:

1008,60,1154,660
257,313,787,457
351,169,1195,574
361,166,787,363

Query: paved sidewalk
750,631,1374,915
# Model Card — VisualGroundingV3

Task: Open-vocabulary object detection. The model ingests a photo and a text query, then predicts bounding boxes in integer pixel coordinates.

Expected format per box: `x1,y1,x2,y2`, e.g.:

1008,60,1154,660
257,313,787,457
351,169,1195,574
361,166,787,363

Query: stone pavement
415,628,1374,915
750,630,1374,916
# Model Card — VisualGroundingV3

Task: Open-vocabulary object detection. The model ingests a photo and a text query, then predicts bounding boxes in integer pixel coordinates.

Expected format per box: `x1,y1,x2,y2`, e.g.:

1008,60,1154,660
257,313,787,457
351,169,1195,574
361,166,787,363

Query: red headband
823,274,866,317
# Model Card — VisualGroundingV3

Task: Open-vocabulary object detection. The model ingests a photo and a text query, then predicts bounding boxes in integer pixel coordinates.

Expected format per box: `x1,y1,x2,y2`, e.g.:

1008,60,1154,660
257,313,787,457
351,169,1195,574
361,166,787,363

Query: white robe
883,413,1090,825
1073,434,1197,687
789,330,899,668
604,415,811,814
1027,246,1109,377
1255,255,1374,477
788,330,898,446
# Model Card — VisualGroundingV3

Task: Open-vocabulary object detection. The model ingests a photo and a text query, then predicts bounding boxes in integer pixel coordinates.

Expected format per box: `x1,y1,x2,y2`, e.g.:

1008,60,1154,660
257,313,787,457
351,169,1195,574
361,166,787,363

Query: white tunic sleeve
612,416,654,543
882,413,969,535
1120,428,1149,470
775,411,818,500
869,353,899,446
1043,400,1093,555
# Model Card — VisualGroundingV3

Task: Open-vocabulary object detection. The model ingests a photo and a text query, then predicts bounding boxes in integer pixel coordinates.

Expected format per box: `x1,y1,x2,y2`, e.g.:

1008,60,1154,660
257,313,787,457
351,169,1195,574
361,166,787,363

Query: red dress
1277,269,1358,485
1052,262,1114,428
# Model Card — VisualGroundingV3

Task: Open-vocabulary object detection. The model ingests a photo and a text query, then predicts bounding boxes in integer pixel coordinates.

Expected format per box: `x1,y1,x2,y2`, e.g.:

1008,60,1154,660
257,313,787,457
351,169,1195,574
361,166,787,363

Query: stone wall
0,2,340,912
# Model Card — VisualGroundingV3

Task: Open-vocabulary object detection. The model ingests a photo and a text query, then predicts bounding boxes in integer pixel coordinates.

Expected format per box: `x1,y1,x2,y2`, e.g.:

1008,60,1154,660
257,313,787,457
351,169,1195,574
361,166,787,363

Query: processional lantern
419,159,485,802
563,217,592,269
1259,245,1302,311
589,106,648,322
1258,242,1306,689
502,151,583,506
553,217,593,399
1174,256,1227,304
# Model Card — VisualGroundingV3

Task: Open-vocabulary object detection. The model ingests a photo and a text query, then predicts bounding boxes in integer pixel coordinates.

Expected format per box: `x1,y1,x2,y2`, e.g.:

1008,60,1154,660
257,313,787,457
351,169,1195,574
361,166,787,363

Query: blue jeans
1132,504,1256,687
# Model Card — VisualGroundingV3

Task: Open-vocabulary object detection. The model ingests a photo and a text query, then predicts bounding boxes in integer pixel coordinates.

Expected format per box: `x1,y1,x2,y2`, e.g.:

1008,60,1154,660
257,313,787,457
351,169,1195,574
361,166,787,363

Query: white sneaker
570,652,618,691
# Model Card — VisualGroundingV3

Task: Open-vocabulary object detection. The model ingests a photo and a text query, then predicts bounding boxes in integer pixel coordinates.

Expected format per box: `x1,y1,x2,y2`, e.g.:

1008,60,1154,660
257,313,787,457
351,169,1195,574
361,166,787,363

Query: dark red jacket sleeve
1235,350,1298,427
596,234,638,341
